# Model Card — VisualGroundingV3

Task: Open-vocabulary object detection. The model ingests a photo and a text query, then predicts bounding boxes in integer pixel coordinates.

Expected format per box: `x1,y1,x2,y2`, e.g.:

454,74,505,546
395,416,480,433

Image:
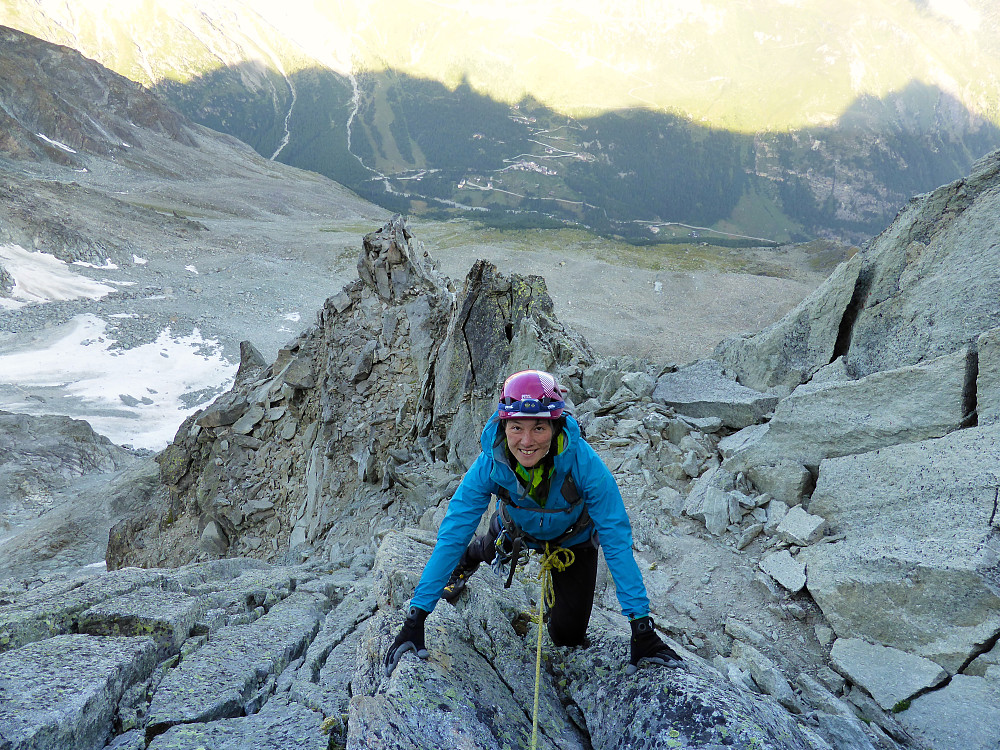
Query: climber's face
504,418,554,469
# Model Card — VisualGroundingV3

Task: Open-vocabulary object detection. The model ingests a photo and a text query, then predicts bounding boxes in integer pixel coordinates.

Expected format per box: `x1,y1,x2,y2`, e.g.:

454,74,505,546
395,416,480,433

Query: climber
384,368,683,677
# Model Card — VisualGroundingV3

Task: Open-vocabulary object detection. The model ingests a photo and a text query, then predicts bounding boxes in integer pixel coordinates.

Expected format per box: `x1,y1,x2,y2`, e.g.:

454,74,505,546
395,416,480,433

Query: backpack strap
495,473,582,510
494,472,593,588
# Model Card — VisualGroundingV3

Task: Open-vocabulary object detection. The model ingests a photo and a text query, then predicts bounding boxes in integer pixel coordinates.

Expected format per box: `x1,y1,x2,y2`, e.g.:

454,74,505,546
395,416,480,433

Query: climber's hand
627,616,683,675
384,606,430,676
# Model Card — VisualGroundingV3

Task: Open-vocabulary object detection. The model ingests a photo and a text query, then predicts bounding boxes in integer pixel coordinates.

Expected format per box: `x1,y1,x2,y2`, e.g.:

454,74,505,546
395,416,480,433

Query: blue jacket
410,412,651,618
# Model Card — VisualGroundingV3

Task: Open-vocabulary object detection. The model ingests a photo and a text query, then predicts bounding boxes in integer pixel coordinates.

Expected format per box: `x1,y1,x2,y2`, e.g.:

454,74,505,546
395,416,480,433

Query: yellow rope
530,543,575,750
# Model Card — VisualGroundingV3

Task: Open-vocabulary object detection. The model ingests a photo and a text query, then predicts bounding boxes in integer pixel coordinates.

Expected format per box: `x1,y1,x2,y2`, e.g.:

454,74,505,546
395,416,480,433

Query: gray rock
642,410,670,434
234,340,268,388
714,252,863,391
725,618,768,648
349,340,377,383
730,640,803,713
759,550,806,593
0,567,167,652
354,532,823,750
200,519,230,555
0,634,158,750
764,499,790,535
815,714,878,750
746,461,812,507
652,485,684,516
146,696,327,750
718,423,767,461
794,673,856,718
78,589,207,655
653,359,779,429
683,467,737,536
802,425,1000,672
737,522,764,550
196,396,249,428
965,641,1000,677
0,410,135,503
680,414,725,433
147,591,329,732
621,371,655,398
776,506,826,546
724,349,968,471
830,638,948,711
281,355,316,390
845,152,1000,377
231,404,265,435
356,214,446,303
899,673,1000,750
977,326,1000,425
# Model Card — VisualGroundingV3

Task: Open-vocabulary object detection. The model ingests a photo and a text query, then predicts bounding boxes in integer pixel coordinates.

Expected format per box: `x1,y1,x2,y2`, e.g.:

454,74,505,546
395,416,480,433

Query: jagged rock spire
356,214,445,302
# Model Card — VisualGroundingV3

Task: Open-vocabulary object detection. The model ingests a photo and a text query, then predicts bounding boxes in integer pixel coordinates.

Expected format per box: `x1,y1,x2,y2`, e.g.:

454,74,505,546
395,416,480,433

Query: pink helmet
498,369,566,419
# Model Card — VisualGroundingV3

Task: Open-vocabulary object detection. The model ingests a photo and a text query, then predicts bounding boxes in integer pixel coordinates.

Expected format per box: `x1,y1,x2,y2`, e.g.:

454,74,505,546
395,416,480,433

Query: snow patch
133,255,148,265
35,133,77,153
185,265,199,274
0,244,116,305
73,258,119,270
0,314,234,451
283,312,301,322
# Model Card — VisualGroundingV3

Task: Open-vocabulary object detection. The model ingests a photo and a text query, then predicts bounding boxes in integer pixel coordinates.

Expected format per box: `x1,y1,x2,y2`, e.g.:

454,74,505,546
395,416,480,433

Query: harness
493,473,594,588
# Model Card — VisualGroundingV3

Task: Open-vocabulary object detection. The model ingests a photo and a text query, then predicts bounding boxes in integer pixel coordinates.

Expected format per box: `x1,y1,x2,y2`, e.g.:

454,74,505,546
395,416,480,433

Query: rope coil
530,543,575,750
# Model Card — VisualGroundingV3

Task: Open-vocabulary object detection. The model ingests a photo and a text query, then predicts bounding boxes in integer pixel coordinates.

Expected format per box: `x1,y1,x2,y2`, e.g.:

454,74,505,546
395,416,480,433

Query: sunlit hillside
3,0,1000,244
6,0,999,130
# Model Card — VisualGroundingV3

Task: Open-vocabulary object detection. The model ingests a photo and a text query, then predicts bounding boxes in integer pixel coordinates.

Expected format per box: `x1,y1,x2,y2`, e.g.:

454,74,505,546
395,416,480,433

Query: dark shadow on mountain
152,64,1000,246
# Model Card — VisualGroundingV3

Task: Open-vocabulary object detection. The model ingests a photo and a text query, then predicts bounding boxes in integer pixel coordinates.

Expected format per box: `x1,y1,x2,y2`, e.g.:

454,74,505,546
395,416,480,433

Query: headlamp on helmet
498,370,566,420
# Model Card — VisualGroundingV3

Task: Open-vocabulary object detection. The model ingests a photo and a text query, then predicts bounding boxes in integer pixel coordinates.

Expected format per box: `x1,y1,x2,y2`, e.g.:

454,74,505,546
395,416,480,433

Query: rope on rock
530,543,575,750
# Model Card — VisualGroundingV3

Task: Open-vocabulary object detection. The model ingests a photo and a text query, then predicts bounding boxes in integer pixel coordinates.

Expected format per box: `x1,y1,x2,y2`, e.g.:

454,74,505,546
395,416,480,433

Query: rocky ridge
0,214,916,750
4,142,1000,750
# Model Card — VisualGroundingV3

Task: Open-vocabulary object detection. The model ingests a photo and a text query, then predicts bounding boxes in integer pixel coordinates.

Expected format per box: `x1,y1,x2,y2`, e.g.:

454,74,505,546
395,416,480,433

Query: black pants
459,513,599,647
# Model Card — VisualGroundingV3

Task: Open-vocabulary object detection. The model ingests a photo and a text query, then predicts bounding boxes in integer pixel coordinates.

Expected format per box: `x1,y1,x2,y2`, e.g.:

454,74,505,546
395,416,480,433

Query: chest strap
494,474,593,588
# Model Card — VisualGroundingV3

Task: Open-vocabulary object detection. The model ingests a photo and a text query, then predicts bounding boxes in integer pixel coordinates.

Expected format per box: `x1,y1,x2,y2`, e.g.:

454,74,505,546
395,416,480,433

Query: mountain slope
3,1,1000,244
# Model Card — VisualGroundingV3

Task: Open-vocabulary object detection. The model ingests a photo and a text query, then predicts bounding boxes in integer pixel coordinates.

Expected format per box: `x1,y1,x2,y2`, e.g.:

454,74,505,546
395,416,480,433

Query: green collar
511,432,566,507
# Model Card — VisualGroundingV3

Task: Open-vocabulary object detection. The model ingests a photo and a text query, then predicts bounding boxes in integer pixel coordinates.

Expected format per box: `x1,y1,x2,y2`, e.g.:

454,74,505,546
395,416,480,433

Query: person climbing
384,368,683,677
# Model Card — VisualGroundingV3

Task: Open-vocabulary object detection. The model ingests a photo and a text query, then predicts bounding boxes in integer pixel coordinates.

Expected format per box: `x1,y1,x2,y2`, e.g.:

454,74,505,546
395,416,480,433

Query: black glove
627,616,683,675
383,606,430,676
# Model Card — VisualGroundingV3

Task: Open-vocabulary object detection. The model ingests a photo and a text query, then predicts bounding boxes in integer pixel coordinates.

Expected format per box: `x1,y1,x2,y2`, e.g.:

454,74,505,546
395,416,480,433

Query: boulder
714,252,863,391
196,394,249,428
715,151,1000,389
745,461,812,507
965,641,1000,677
233,340,268,388
830,638,948,711
977,326,1000,425
815,714,879,750
724,349,968,471
0,634,159,750
898,673,1000,750
844,151,1000,377
801,425,1000,672
759,550,806,594
682,467,737,535
146,591,329,732
776,506,826,546
78,589,208,655
146,697,328,750
652,359,779,429
729,640,804,713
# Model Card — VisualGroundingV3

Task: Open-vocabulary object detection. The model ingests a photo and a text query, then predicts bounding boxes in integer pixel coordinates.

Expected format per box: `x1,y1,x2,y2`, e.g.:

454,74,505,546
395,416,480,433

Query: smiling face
504,418,555,469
